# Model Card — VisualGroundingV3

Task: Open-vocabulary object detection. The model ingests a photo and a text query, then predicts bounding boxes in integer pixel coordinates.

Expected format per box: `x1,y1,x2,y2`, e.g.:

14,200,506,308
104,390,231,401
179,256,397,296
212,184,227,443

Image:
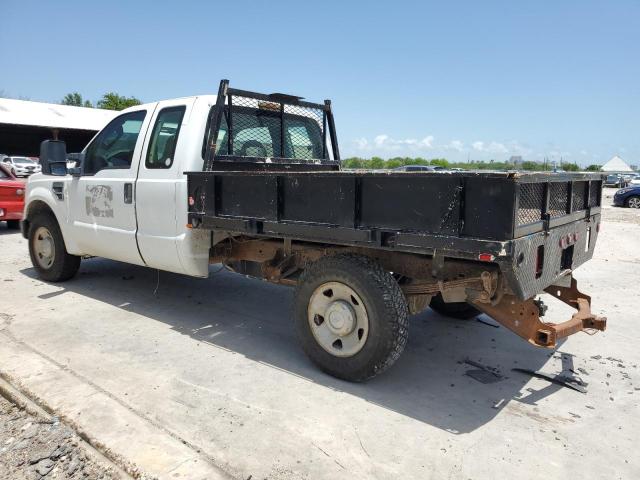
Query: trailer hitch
471,278,606,348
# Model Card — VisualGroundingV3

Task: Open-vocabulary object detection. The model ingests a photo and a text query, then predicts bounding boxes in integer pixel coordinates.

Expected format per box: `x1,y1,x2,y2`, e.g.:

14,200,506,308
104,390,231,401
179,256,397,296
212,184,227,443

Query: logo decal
85,185,114,218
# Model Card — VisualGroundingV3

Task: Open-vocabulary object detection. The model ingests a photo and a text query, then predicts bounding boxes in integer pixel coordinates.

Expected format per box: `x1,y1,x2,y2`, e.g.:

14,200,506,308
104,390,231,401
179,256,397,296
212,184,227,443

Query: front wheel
626,196,640,209
28,214,81,282
293,254,408,382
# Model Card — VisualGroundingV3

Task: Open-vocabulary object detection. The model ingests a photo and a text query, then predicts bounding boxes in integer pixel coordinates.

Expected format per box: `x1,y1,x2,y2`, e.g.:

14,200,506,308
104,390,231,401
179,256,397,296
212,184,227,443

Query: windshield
12,157,35,164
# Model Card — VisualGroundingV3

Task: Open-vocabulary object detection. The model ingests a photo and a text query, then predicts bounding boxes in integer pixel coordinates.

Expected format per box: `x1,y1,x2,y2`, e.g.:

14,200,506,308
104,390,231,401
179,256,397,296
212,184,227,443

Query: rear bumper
0,201,24,221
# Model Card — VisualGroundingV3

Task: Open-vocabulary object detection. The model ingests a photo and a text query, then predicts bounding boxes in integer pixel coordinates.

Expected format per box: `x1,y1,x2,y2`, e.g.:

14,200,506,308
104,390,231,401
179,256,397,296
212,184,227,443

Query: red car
0,163,25,229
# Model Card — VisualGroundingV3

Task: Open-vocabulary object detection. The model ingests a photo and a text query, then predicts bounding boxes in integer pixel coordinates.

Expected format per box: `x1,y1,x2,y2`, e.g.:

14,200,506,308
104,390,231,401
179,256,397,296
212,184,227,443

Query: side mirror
40,140,67,176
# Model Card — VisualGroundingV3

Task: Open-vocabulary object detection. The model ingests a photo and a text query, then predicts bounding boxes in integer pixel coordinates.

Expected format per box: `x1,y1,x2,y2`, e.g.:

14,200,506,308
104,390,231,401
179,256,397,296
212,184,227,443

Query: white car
1,156,41,177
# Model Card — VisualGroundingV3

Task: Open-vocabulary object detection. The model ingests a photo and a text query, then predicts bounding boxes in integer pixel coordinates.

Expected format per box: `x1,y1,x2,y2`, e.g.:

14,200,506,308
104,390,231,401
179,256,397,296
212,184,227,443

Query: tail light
535,245,545,278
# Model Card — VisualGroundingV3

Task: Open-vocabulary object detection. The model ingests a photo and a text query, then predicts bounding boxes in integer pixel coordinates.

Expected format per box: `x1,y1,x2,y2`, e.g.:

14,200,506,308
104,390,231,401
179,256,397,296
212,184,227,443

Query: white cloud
472,141,508,154
357,133,435,152
444,140,464,152
471,141,484,151
349,135,574,163
354,137,369,150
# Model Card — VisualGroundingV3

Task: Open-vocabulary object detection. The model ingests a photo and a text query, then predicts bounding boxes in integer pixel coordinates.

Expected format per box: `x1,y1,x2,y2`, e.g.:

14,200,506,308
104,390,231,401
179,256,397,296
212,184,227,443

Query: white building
0,98,117,157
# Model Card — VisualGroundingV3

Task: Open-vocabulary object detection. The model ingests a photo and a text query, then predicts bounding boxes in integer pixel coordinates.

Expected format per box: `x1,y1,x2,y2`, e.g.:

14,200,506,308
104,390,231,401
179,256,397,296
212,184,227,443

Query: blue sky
1,0,638,166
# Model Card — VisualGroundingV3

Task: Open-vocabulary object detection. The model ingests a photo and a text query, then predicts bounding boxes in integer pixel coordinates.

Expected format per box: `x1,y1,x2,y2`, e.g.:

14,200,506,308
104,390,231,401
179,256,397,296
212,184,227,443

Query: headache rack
203,79,341,171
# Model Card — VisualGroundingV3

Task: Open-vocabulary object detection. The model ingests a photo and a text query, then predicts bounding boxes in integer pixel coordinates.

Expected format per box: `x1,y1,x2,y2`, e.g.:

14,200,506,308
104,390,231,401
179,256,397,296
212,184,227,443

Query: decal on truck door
85,185,114,218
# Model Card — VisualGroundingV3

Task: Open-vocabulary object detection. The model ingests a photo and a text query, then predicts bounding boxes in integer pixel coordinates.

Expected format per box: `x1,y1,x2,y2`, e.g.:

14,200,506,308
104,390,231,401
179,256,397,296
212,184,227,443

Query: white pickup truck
24,95,216,280
22,80,606,382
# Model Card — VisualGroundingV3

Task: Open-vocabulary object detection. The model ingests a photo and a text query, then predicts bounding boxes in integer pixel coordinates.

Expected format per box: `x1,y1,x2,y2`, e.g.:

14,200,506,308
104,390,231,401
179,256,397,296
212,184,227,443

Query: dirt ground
0,395,121,480
0,187,638,479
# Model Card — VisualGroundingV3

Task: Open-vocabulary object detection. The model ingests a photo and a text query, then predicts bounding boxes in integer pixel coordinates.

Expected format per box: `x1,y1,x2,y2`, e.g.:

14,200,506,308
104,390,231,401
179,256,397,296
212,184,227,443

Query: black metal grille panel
548,182,569,218
589,181,601,207
217,94,326,160
572,181,587,212
517,183,544,226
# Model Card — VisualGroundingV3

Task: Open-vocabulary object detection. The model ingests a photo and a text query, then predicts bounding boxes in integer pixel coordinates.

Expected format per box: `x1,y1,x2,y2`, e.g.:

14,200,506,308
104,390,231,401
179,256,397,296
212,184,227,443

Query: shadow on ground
0,223,22,235
21,258,569,434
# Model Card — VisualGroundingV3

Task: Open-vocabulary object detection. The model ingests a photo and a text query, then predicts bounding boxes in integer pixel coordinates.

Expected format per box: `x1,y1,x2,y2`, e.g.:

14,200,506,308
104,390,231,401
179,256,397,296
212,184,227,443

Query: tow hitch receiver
472,278,606,348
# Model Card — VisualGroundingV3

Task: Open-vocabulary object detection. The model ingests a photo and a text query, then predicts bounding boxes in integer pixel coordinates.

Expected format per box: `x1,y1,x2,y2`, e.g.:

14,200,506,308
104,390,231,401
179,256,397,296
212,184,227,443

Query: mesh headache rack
203,79,340,170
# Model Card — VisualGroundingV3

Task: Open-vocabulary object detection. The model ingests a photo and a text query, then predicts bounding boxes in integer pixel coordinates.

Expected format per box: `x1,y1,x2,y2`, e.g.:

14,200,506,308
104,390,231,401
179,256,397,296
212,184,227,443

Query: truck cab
24,96,217,277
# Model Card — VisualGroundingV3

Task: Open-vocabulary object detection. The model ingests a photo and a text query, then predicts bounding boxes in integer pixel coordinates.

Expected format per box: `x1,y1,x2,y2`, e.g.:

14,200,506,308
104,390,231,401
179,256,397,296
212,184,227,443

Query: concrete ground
0,188,638,480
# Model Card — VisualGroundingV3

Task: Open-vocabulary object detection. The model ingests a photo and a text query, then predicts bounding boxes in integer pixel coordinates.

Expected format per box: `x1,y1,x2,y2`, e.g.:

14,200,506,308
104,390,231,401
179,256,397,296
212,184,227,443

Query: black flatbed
187,80,604,300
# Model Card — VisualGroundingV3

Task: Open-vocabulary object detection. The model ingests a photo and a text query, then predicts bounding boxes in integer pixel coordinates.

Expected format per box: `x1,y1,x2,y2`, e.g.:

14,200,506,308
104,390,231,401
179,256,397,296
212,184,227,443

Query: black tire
429,293,480,320
28,213,81,282
293,254,408,382
6,220,20,229
625,195,640,209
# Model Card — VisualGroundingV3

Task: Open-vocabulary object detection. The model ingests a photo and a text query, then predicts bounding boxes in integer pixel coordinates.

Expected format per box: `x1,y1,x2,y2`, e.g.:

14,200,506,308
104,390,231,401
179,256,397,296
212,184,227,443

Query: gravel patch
0,396,122,480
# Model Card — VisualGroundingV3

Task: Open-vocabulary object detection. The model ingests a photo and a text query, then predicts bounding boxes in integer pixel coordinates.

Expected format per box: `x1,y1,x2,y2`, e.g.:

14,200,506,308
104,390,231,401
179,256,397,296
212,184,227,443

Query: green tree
430,158,449,168
97,92,142,111
562,162,580,171
61,92,93,107
585,164,601,172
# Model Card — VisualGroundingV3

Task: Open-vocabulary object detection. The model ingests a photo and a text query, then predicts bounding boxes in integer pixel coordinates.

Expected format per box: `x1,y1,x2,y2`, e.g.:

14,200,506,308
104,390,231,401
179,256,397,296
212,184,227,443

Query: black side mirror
40,140,68,176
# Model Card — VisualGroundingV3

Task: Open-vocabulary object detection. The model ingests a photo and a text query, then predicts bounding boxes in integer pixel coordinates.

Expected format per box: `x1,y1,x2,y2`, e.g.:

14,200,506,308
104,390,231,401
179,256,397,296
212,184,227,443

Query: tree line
342,156,602,172
61,92,141,111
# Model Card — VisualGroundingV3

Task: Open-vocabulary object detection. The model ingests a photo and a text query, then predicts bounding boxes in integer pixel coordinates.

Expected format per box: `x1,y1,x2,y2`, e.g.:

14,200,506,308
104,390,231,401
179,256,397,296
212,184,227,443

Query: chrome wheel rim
629,197,640,209
33,226,55,269
308,282,369,357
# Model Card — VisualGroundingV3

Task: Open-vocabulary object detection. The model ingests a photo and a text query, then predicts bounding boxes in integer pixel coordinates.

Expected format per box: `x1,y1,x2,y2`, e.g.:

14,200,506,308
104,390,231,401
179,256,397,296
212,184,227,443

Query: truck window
203,106,324,160
146,106,186,169
83,110,147,175
285,122,322,160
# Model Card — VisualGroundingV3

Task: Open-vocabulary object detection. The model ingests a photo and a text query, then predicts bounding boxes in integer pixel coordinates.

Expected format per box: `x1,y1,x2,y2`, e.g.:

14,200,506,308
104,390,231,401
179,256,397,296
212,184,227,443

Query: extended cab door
68,107,155,264
134,99,192,272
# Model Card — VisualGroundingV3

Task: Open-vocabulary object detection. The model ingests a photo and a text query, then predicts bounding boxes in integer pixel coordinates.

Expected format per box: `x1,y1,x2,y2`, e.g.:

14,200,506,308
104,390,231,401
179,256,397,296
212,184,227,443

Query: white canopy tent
601,155,633,172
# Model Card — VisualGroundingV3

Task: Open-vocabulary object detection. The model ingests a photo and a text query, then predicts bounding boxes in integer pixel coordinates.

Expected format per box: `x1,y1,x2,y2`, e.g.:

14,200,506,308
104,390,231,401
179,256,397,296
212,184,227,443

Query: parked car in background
0,163,26,228
628,174,640,186
393,165,436,172
613,185,640,208
603,174,626,188
1,156,42,177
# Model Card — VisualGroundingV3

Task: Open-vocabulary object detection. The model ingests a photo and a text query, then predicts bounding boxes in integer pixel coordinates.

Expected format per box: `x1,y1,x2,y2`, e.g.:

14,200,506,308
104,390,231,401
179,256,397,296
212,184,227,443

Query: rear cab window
203,104,325,160
146,106,186,169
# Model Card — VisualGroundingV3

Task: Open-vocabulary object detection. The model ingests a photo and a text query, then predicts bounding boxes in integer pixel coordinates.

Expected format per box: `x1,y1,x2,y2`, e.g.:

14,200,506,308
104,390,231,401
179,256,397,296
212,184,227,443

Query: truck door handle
124,183,133,204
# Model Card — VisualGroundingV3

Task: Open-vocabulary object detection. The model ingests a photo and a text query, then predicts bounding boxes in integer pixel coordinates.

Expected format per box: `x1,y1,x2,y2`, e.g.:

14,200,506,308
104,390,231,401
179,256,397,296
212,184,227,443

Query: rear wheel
28,213,80,282
429,293,480,320
293,254,408,382
6,220,20,229
626,196,640,209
